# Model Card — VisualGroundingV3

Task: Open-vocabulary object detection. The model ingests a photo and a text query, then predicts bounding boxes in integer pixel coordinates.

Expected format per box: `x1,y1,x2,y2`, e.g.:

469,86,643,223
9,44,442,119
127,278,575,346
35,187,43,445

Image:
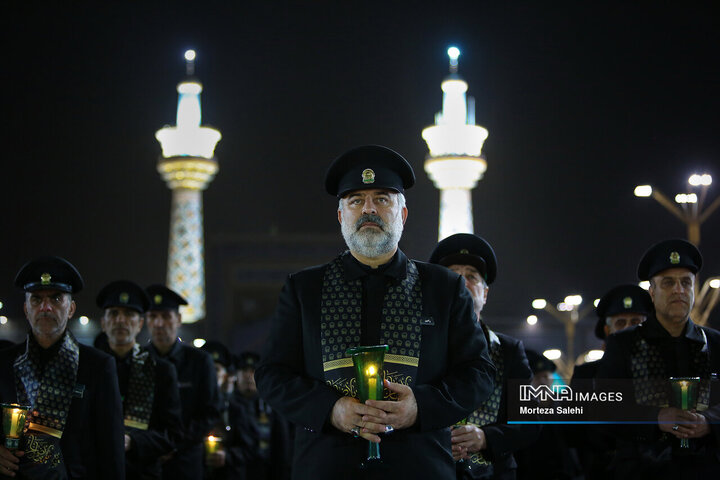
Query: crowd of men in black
1,145,719,480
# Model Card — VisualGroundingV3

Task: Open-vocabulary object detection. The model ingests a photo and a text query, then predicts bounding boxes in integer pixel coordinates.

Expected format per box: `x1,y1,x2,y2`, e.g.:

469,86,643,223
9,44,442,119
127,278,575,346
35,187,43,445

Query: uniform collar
641,314,704,343
341,249,407,281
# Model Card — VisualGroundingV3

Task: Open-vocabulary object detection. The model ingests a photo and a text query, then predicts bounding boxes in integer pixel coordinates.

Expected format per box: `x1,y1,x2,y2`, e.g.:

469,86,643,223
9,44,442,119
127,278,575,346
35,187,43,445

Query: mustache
354,214,386,231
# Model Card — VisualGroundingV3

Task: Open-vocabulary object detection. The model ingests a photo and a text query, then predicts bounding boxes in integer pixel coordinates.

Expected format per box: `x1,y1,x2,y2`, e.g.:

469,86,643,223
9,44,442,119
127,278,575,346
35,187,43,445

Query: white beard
341,211,404,258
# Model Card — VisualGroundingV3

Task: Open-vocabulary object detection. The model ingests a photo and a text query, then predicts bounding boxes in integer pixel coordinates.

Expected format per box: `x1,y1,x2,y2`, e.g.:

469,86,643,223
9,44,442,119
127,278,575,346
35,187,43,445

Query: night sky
3,3,719,351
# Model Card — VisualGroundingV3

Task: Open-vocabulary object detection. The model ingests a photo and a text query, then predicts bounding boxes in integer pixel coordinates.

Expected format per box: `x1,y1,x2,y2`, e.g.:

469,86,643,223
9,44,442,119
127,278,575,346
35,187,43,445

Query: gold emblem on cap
623,296,633,309
460,249,469,254
154,294,162,305
362,168,375,184
119,292,129,304
212,352,219,360
670,251,680,264
40,273,52,285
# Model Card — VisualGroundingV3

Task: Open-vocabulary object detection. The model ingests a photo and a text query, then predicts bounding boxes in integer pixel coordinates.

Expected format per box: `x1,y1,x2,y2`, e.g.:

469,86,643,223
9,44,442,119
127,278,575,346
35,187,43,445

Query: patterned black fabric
466,328,504,468
14,332,79,435
123,344,156,430
321,255,423,398
630,328,711,409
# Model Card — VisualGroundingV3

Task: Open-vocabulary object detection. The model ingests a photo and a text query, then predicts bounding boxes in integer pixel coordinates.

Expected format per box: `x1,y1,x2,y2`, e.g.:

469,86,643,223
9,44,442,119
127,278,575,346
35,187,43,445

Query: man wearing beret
0,256,125,479
255,145,495,479
96,280,183,479
567,284,652,480
145,284,221,480
429,233,539,479
597,239,720,477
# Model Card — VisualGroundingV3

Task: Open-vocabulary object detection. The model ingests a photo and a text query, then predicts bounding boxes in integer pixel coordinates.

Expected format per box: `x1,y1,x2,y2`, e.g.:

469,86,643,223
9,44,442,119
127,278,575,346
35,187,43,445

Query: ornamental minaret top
422,47,489,240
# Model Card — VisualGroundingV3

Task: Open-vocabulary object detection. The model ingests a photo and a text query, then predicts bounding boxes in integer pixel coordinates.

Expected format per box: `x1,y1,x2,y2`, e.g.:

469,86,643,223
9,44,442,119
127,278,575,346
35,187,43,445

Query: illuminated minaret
155,50,221,323
422,47,489,240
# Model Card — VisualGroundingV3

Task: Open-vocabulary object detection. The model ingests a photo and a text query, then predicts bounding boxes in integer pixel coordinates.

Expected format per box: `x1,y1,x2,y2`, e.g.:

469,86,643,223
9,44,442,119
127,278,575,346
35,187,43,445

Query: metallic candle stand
669,377,700,449
1,403,30,450
346,345,389,470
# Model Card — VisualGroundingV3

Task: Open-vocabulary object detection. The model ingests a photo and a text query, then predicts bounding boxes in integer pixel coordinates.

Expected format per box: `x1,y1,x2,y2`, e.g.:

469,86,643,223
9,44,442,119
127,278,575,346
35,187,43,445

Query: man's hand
451,424,487,460
658,407,711,439
363,380,418,433
0,446,22,478
330,396,390,443
206,450,226,468
124,434,132,452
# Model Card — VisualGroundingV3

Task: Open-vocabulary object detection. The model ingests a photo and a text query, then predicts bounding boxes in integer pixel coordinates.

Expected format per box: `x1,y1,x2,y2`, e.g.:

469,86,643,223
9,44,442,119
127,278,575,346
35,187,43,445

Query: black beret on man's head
637,239,702,281
525,349,557,374
145,284,188,311
15,256,84,293
428,233,497,285
325,145,415,198
594,284,653,340
96,280,150,314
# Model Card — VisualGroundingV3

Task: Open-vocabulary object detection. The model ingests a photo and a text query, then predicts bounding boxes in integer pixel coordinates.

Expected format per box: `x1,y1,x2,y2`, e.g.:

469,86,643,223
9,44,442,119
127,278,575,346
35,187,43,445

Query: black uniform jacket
255,250,496,480
596,315,720,477
105,346,183,479
475,332,540,478
148,340,221,480
0,338,125,479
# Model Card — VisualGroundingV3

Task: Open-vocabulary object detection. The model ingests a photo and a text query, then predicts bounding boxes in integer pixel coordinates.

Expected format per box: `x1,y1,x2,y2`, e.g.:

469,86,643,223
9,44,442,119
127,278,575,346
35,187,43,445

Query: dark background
2,2,719,358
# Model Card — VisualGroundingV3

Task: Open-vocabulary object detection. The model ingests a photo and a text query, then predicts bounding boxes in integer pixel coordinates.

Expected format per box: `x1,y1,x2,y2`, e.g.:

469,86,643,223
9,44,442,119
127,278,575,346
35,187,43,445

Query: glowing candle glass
346,345,389,469
204,435,223,460
1,403,30,450
669,377,701,449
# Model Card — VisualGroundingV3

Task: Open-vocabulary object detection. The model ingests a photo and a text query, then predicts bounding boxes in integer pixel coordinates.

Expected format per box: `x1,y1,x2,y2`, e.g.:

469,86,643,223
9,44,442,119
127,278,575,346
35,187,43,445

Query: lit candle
366,365,378,400
681,382,688,410
10,409,21,437
204,435,221,455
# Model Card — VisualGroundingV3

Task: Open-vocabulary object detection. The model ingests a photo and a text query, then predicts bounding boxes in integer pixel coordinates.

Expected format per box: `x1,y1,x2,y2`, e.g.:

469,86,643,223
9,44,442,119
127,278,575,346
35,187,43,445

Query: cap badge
362,168,375,184
460,249,469,255
212,352,219,360
154,294,162,305
119,292,129,304
623,296,633,309
670,251,680,264
40,273,51,285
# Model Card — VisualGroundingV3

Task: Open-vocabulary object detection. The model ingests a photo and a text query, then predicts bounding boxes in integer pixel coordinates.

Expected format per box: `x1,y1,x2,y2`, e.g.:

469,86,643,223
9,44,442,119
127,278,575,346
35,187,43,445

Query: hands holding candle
330,379,418,441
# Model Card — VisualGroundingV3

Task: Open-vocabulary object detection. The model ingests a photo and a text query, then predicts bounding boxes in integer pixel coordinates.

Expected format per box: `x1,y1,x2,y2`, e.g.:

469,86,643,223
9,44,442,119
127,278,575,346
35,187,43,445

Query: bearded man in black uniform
145,285,221,480
429,233,539,480
597,239,720,478
96,280,183,479
255,145,495,480
0,256,125,479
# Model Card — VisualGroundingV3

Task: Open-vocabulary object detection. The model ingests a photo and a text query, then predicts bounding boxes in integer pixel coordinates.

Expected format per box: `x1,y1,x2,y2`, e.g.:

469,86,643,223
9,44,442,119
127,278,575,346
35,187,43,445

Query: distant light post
634,173,718,246
532,295,595,379
634,173,720,325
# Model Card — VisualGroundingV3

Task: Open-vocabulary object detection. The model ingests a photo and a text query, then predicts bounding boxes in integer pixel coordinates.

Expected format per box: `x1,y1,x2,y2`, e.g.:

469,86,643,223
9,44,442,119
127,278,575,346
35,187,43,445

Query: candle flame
207,435,217,442
367,365,376,376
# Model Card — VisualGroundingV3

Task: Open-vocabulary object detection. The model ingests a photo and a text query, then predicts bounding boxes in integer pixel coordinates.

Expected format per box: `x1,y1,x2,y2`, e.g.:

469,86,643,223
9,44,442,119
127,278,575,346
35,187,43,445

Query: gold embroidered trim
28,422,63,439
124,419,149,430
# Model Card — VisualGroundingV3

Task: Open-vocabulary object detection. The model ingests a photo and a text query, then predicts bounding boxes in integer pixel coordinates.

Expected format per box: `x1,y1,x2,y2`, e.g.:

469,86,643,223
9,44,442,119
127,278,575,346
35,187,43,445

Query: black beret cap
235,351,261,370
96,280,150,314
637,239,702,281
325,145,415,198
145,284,188,311
201,340,233,368
594,284,653,340
15,256,84,293
428,233,497,285
525,349,557,374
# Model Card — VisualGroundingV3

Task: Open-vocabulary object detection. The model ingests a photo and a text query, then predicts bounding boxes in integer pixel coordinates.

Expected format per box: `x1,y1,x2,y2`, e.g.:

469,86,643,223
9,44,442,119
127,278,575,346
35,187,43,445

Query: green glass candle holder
669,377,700,449
346,344,389,469
1,403,30,451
